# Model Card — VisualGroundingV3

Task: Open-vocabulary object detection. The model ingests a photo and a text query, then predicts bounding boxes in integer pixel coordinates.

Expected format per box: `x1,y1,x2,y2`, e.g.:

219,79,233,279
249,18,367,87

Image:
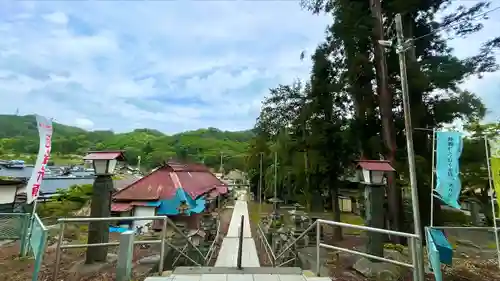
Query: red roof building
112,161,228,214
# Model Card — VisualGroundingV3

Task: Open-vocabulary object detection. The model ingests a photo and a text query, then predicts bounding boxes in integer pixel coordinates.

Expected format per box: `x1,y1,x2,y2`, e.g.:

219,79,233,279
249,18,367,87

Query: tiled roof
113,167,174,201
357,160,395,172
113,162,227,201
111,202,132,212
84,151,125,161
166,160,211,172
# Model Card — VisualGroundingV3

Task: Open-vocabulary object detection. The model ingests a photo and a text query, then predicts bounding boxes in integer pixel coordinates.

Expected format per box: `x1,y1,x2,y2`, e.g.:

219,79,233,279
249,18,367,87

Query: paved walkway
215,200,259,267
145,190,330,281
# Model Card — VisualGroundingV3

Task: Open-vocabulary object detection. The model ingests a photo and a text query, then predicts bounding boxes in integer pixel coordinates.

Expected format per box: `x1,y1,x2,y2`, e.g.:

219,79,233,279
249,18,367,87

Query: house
226,169,246,184
112,161,228,232
0,177,27,212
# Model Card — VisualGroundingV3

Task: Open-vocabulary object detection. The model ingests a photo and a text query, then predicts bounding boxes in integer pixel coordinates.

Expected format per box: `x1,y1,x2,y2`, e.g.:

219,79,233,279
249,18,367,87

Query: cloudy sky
0,1,498,134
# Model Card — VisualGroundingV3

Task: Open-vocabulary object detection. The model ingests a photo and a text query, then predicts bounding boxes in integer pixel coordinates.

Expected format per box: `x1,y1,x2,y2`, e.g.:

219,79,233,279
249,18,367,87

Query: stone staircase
145,267,331,281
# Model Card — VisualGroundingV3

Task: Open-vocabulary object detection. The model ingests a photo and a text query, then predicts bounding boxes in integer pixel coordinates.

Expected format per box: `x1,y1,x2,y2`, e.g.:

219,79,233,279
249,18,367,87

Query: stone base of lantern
364,184,385,259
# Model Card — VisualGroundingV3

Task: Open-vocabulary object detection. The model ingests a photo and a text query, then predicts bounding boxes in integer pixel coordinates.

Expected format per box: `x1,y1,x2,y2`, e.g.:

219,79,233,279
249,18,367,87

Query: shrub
37,201,83,218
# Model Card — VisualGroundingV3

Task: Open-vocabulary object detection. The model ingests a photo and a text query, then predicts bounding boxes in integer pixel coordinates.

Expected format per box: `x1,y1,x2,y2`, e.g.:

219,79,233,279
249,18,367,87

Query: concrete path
215,199,259,267
144,189,331,281
145,273,329,280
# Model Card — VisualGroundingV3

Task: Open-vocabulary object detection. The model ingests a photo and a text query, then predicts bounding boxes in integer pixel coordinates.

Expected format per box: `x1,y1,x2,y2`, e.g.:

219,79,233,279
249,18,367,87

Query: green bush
37,201,84,218
54,184,93,203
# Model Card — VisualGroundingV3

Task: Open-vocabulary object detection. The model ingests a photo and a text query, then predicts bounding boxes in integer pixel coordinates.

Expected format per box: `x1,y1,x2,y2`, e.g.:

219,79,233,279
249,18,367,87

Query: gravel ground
0,207,235,281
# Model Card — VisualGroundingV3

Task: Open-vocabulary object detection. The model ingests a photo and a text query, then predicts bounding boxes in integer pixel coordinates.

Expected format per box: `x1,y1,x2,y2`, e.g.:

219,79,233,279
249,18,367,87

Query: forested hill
0,114,254,170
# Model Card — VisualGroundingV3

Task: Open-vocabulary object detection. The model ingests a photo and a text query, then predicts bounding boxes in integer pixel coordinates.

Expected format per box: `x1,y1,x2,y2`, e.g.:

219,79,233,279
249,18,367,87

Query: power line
410,5,500,43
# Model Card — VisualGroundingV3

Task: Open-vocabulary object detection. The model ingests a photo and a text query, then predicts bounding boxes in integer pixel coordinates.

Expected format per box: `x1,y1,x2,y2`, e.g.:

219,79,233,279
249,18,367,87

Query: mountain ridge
0,114,254,170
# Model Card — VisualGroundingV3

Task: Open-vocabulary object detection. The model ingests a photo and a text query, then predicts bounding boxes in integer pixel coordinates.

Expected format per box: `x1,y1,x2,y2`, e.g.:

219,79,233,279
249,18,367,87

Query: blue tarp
144,201,161,207
429,228,453,265
156,188,206,215
109,226,130,233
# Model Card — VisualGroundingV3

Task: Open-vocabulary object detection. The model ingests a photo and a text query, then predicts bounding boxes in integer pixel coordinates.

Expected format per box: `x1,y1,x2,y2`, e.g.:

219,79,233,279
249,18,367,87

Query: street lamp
83,150,125,264
356,160,395,258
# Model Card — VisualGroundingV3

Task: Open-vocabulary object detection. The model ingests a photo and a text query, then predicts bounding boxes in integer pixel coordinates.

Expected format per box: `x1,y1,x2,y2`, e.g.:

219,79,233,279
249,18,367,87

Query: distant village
0,157,248,218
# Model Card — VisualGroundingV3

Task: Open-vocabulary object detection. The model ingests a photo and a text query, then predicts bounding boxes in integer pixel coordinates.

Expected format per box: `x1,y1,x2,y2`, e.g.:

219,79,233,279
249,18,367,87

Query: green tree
300,0,498,236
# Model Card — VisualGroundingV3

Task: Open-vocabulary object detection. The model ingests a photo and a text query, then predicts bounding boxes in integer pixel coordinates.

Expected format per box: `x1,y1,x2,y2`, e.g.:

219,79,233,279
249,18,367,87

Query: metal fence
52,215,216,280
28,214,48,281
0,212,30,240
256,218,423,280
0,213,48,281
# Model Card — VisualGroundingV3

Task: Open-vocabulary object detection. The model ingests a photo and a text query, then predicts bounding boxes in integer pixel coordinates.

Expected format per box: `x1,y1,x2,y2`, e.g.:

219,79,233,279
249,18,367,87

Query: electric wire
409,5,500,42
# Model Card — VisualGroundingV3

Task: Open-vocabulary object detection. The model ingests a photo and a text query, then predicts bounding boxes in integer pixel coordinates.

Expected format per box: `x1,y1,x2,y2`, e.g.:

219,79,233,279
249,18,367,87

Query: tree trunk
331,183,343,241
370,0,402,243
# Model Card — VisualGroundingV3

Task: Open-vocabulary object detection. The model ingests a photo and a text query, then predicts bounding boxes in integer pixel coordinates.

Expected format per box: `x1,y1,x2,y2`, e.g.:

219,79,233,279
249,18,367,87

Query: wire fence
0,213,29,240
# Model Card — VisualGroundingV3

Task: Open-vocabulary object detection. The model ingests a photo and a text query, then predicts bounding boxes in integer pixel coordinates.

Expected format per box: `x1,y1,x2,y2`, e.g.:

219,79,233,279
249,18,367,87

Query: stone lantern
83,150,126,264
356,159,395,259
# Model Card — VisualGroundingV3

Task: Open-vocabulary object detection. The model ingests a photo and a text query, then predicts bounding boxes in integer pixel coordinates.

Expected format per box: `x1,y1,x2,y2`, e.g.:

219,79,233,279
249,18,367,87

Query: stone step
145,273,332,281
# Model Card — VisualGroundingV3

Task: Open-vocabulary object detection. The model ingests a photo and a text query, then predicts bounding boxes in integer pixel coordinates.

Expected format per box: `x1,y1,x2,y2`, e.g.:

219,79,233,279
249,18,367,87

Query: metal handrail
204,218,221,263
52,215,207,280
257,223,276,265
236,215,244,269
275,220,318,261
33,214,48,231
257,218,422,279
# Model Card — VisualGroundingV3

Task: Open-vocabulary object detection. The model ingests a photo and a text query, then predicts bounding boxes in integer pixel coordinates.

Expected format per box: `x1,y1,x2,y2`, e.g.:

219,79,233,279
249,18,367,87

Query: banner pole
484,136,500,269
430,129,436,227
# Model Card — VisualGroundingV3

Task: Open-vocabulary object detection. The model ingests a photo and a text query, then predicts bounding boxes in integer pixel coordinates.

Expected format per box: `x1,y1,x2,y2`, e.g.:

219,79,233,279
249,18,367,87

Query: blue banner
435,131,463,209
426,228,443,281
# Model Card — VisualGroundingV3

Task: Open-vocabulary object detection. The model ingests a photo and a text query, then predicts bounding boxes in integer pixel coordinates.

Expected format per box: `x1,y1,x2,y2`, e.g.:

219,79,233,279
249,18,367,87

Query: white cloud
74,118,94,130
0,1,329,133
43,12,68,25
0,1,497,136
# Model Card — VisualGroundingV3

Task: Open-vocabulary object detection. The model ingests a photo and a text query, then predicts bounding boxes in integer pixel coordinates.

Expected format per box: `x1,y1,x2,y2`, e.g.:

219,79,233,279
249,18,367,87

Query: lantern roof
356,160,395,172
83,150,126,161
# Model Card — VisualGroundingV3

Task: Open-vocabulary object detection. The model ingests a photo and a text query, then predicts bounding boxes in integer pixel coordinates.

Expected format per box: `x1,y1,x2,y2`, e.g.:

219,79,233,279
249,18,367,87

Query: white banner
26,115,53,204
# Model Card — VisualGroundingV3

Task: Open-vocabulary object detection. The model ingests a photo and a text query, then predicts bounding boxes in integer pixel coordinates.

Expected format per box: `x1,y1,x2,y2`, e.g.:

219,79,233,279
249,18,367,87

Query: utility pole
273,151,278,210
395,13,425,281
219,151,224,173
258,152,263,214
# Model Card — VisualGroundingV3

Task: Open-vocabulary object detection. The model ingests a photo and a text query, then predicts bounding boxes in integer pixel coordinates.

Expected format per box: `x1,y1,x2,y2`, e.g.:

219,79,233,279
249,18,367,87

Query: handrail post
116,230,134,281
410,236,418,281
237,215,244,269
159,216,167,274
316,221,320,276
53,222,65,280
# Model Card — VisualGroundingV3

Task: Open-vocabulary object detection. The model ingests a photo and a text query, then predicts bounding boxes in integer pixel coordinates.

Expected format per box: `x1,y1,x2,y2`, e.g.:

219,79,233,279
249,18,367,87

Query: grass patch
486,241,498,249
37,201,84,218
